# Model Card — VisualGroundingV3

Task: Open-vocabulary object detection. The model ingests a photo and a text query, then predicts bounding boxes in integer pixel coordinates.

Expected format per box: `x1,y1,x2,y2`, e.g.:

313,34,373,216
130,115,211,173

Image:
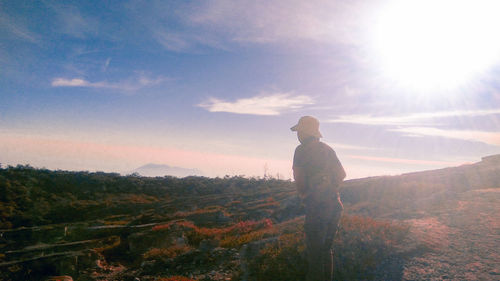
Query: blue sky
2,0,500,178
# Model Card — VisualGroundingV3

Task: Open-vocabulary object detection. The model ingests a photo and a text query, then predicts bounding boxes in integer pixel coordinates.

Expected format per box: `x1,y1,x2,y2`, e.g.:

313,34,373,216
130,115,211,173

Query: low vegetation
246,215,410,281
1,159,498,280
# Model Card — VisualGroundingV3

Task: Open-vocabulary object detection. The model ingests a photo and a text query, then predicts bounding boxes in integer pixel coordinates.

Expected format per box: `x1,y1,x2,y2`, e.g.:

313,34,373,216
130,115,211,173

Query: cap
290,116,322,138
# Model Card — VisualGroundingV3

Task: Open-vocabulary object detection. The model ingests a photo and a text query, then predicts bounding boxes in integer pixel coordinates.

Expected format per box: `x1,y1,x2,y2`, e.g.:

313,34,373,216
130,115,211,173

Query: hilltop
132,164,204,178
1,155,499,280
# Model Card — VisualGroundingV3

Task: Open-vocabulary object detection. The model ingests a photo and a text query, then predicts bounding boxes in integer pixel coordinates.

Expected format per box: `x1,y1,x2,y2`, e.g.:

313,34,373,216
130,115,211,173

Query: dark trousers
304,193,343,281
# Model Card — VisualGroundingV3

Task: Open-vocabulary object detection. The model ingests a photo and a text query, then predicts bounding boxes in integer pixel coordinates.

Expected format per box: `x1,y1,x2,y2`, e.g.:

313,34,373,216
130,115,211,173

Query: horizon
3,153,496,181
2,0,500,179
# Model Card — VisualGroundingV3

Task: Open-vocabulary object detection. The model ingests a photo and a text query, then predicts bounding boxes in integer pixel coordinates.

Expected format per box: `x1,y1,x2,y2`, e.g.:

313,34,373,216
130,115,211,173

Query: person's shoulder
294,143,304,151
293,144,306,168
318,141,335,153
294,143,305,156
319,142,340,159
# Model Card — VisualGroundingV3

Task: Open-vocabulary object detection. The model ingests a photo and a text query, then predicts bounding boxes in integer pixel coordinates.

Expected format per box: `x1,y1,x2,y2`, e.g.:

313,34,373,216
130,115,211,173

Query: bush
158,277,195,281
248,232,307,281
144,245,193,260
155,219,275,248
246,215,410,281
334,215,410,280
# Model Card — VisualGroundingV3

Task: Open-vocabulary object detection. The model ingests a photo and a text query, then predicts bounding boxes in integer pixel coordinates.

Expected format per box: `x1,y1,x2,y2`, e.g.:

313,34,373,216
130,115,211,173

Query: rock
176,237,186,246
199,239,219,253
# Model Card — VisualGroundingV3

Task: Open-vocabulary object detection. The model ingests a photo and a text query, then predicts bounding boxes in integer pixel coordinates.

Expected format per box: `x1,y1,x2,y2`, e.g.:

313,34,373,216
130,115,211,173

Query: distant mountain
132,163,203,177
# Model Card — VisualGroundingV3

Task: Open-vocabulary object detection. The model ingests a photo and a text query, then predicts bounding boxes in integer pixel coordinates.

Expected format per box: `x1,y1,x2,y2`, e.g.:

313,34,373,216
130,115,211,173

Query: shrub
334,215,410,280
220,227,277,248
247,232,307,281
144,245,193,260
158,277,195,281
246,215,410,281
154,219,275,248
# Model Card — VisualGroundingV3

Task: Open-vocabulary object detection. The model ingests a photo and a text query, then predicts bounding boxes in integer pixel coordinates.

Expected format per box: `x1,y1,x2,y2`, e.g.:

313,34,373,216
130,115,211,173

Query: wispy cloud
0,11,40,44
102,58,111,72
198,93,314,116
325,142,373,151
154,31,228,53
52,78,90,87
187,0,374,46
135,0,375,52
328,109,500,126
51,73,169,92
392,127,500,146
154,32,192,52
346,154,462,167
46,2,98,39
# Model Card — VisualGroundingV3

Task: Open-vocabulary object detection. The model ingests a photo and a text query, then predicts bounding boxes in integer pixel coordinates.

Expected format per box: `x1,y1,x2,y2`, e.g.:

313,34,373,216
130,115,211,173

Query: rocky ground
401,188,500,280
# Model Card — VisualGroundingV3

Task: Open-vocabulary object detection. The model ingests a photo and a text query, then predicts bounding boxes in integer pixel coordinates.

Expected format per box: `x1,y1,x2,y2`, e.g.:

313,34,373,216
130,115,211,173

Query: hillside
1,155,500,280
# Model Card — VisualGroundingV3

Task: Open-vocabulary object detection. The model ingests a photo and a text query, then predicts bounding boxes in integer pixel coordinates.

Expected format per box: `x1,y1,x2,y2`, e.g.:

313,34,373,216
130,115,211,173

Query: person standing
291,116,346,281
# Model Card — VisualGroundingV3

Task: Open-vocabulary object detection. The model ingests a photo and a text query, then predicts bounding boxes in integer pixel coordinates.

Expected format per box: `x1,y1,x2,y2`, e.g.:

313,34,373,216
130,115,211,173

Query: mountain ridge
131,163,204,178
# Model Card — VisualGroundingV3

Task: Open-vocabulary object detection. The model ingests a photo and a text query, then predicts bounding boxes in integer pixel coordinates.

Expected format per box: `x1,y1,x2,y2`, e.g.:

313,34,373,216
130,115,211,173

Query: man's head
291,116,322,142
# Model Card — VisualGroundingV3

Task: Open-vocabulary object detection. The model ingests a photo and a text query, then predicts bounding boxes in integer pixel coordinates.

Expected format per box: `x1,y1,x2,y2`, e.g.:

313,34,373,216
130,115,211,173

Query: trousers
304,193,343,281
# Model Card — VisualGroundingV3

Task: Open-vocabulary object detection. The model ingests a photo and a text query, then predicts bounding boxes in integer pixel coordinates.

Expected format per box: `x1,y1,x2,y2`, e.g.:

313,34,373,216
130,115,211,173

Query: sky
1,0,500,179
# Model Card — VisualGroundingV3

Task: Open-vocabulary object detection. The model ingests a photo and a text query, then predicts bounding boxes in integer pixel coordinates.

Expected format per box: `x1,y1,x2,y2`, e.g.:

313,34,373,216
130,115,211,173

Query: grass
245,215,410,281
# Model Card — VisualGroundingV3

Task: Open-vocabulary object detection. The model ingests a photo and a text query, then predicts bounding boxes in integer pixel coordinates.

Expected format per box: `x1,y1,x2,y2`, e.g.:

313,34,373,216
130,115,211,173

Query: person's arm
334,161,346,185
293,146,308,198
293,166,307,198
330,149,346,186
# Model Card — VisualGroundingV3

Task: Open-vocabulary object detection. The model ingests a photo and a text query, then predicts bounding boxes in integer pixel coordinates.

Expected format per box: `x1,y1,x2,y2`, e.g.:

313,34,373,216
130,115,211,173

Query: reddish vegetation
144,245,193,259
248,215,411,281
158,277,196,281
153,218,272,236
2,158,499,280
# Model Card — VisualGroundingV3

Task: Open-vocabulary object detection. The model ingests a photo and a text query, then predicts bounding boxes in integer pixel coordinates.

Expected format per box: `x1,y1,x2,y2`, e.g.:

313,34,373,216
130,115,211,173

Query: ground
402,188,500,280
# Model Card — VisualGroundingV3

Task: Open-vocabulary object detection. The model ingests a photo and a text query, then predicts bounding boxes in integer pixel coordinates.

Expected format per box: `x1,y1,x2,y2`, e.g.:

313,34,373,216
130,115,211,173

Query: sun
371,0,500,92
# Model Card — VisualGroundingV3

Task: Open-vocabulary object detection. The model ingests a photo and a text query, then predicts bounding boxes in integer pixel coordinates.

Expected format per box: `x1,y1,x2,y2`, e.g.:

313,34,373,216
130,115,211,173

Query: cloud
154,32,192,52
52,78,90,87
51,77,125,89
46,2,98,39
198,93,314,115
346,154,462,167
325,142,373,151
328,109,500,126
187,0,374,46
51,73,169,92
102,58,111,72
391,127,500,146
0,11,40,43
135,0,376,52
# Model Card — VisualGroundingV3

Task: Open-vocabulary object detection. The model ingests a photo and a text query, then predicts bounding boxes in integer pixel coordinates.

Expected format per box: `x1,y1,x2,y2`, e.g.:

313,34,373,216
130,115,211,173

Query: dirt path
402,188,500,280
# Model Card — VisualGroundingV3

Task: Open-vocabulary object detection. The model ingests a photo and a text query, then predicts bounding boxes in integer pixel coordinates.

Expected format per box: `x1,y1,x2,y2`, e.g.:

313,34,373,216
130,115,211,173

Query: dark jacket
293,137,346,202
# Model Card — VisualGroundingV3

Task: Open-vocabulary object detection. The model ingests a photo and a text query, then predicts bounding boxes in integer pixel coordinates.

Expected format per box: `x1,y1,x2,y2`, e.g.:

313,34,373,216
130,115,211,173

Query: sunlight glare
372,0,500,91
